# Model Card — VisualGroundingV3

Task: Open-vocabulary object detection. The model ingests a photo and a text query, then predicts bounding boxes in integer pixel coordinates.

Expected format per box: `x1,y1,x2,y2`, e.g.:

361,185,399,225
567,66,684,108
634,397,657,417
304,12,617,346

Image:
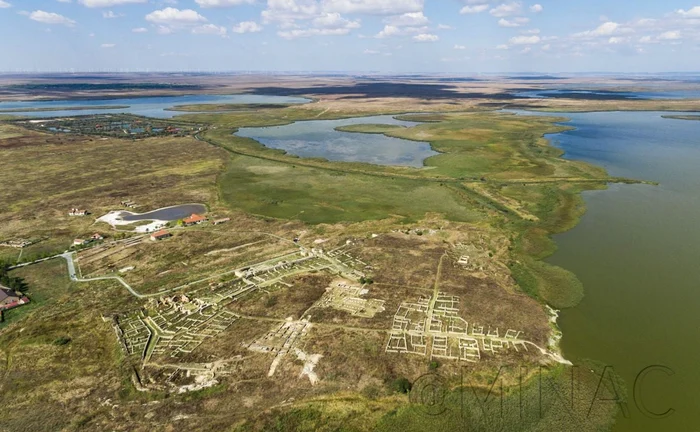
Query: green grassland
219,155,484,224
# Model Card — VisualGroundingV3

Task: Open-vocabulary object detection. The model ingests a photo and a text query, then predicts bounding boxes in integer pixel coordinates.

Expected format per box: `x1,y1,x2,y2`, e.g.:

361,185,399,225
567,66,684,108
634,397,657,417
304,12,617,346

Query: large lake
235,115,439,167
531,110,700,431
514,88,700,100
0,94,310,118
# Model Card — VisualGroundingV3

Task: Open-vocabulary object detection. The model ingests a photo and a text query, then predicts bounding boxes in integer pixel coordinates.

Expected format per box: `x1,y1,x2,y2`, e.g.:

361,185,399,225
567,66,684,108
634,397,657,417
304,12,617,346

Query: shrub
391,377,412,394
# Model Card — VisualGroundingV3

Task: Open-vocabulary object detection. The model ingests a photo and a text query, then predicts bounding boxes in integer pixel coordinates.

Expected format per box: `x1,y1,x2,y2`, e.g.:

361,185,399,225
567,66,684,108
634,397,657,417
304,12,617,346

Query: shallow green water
540,111,700,431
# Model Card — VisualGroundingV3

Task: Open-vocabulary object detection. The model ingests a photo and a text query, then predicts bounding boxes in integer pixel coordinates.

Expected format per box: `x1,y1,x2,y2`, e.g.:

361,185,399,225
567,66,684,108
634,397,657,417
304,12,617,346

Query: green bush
391,377,412,394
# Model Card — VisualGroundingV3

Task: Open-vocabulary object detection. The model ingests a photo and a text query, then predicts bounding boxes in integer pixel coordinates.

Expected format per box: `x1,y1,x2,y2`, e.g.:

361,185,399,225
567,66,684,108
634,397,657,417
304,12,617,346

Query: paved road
60,252,148,299
8,255,56,270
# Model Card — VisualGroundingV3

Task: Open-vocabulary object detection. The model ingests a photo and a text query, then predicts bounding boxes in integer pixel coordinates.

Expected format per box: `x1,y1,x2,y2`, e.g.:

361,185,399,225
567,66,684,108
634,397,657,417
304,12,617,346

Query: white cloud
313,12,359,29
363,49,379,54
608,36,626,44
132,27,148,32
413,33,438,42
261,0,320,26
383,11,428,26
100,43,116,48
633,18,657,28
195,0,254,7
278,27,353,38
29,10,76,26
192,23,227,36
102,10,123,18
638,31,682,44
530,4,542,13
509,34,540,44
375,24,400,38
454,44,466,49
574,21,632,38
490,2,522,17
0,1,11,8
322,0,423,15
263,0,424,39
375,24,425,38
78,0,146,7
658,30,681,40
591,21,619,36
145,8,207,25
232,21,263,33
437,24,452,30
460,4,489,14
498,17,528,27
266,2,363,39
677,6,700,18
496,44,509,49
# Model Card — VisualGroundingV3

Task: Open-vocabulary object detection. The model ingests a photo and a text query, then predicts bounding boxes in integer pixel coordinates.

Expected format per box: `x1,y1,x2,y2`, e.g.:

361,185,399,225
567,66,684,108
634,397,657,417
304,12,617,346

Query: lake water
235,115,439,167
514,89,700,100
0,94,310,118
119,203,207,222
530,111,700,431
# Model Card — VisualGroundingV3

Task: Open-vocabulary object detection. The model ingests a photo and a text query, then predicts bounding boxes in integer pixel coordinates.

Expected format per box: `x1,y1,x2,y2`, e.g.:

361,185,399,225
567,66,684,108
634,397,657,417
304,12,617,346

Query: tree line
0,261,27,293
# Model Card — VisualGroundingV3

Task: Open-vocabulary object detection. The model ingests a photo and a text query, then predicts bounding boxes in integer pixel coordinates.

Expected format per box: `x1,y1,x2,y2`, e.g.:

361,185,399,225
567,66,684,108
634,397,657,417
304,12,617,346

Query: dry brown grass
0,126,229,261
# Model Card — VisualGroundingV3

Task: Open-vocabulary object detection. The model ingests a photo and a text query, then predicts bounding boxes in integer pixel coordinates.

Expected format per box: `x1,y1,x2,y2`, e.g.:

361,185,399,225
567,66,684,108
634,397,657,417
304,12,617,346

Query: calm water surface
120,204,206,221
236,115,439,167
532,111,700,431
514,88,700,99
0,94,310,118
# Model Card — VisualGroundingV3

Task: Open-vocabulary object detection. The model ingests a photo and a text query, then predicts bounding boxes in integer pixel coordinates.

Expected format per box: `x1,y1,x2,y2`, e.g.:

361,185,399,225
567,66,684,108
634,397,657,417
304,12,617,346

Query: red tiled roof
183,213,206,224
152,230,170,238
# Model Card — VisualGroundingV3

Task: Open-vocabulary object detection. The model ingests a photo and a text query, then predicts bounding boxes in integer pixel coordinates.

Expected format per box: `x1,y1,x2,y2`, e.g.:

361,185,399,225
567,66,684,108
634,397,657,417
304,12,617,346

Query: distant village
16,114,204,139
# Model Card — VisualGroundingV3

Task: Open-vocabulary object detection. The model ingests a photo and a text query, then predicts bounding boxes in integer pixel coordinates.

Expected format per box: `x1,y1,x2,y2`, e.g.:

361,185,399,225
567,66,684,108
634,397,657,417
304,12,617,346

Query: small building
183,213,206,226
69,208,89,216
73,238,89,246
0,285,29,311
212,218,231,226
91,233,104,241
151,230,172,241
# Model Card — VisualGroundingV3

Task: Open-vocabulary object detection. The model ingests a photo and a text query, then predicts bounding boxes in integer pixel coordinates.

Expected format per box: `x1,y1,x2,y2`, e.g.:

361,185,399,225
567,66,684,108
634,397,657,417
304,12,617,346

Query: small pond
119,204,207,222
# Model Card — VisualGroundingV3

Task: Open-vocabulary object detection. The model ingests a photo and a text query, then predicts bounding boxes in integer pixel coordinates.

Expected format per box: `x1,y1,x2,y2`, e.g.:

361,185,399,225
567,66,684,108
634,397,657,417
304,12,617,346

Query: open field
0,122,228,262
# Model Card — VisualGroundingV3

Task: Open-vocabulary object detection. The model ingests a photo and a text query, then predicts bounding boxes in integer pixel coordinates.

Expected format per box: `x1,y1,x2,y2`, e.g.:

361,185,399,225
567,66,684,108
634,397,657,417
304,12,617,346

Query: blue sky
1,0,700,72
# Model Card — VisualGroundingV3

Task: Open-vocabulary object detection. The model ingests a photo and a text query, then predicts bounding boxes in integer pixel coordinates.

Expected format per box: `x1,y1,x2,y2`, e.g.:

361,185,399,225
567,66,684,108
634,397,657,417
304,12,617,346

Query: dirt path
314,107,331,118
426,253,447,328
